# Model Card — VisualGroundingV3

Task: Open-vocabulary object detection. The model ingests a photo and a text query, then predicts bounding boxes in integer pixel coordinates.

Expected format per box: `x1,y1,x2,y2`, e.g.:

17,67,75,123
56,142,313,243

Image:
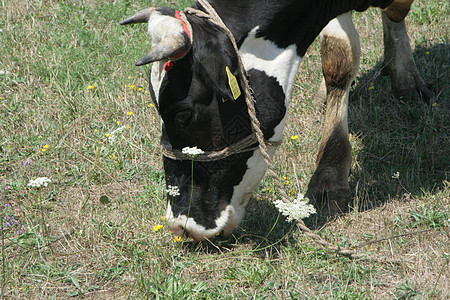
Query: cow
120,0,430,241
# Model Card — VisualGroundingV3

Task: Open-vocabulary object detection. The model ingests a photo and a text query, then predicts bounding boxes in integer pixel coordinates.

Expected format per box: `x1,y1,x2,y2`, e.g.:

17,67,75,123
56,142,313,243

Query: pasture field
0,0,448,298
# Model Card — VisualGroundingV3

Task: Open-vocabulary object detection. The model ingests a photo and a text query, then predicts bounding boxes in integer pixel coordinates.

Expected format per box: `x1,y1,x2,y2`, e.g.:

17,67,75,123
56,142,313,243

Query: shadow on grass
347,43,449,211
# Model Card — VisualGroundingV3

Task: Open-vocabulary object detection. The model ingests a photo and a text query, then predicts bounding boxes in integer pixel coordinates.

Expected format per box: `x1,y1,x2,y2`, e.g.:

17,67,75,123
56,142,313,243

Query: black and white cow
121,0,430,241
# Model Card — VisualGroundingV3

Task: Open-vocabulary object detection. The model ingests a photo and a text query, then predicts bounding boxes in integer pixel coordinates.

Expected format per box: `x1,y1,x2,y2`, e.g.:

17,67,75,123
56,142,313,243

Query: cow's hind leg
306,12,359,215
381,10,433,101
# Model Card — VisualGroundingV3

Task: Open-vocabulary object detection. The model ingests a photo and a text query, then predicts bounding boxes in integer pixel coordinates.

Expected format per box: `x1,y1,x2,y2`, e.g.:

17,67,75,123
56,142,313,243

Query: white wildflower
182,146,205,157
274,194,316,222
167,185,180,197
392,171,400,179
27,177,51,188
108,126,126,145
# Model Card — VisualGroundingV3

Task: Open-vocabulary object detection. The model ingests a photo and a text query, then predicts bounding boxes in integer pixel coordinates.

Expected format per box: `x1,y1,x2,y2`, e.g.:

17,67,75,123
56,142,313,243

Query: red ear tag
164,60,174,72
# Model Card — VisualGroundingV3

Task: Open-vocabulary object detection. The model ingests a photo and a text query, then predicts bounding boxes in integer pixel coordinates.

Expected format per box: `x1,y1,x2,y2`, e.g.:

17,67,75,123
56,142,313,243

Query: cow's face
121,7,265,240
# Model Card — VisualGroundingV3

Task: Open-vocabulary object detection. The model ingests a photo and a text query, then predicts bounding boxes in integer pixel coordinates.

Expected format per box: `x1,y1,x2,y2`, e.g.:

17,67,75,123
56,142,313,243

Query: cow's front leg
381,11,433,101
306,12,359,215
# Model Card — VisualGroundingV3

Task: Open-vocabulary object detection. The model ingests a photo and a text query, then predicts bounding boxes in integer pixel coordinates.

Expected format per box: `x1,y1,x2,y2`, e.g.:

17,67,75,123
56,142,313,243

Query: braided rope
162,134,277,162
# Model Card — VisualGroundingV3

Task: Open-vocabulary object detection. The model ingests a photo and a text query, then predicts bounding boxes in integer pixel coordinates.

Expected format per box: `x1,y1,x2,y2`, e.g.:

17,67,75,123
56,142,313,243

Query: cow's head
121,7,268,241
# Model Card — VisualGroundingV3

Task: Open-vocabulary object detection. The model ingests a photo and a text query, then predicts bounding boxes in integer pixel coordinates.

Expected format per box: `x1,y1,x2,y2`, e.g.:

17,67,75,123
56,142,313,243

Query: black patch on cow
188,15,243,103
148,74,159,111
156,6,176,17
247,69,286,140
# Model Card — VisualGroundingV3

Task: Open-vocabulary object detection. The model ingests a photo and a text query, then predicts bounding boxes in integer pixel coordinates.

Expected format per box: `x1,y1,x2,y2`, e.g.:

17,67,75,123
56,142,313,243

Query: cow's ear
198,54,242,101
190,19,243,101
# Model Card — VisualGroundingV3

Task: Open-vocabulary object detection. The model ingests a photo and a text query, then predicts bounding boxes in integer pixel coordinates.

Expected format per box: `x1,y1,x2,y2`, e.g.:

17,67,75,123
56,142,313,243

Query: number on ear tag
226,66,241,100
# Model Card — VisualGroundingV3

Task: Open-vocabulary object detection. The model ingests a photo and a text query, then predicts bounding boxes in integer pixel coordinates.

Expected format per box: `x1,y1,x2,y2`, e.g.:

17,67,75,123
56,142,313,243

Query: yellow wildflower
148,103,155,108
426,51,430,55
87,83,97,90
291,135,299,140
138,87,143,92
369,84,375,90
43,144,49,149
153,224,163,232
116,121,120,125
173,236,182,242
432,102,438,107
127,111,133,116
105,133,110,138
161,216,166,221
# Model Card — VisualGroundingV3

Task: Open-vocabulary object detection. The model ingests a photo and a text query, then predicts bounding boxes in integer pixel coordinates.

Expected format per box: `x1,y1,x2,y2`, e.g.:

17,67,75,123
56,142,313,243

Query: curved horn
135,34,189,66
120,8,155,25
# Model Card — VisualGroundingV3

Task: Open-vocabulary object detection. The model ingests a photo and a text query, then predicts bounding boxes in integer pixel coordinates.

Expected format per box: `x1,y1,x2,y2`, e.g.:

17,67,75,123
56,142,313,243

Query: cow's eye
174,110,193,129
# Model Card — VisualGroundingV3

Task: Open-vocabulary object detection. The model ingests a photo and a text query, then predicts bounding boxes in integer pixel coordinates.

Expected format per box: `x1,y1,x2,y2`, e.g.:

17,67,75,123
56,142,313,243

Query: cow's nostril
179,225,191,238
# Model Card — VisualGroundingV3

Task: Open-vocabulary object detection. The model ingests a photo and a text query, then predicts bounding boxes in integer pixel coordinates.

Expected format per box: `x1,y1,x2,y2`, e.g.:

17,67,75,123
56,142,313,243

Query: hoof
392,85,434,103
306,186,351,217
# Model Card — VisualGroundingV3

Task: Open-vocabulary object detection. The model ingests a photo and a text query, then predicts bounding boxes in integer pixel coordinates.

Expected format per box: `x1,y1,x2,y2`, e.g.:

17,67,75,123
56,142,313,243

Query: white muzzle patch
167,205,235,241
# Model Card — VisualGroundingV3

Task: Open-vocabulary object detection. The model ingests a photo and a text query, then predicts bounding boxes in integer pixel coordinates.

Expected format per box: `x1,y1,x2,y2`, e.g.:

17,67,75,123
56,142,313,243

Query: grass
0,0,449,298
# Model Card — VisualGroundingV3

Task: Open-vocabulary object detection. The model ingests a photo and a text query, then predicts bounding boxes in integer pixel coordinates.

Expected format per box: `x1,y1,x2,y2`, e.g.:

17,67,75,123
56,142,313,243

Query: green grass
1,0,449,298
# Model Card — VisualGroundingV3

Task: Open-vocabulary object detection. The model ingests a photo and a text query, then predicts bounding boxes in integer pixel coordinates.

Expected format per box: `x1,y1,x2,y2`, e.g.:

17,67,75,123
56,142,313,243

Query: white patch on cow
167,205,234,241
239,27,302,142
320,12,359,135
150,61,165,104
165,201,174,220
147,10,185,44
147,10,185,105
226,145,279,233
320,12,358,45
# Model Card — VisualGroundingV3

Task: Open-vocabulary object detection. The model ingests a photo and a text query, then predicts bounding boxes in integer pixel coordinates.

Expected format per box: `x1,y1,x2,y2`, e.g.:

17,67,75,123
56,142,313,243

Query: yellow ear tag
226,66,241,100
